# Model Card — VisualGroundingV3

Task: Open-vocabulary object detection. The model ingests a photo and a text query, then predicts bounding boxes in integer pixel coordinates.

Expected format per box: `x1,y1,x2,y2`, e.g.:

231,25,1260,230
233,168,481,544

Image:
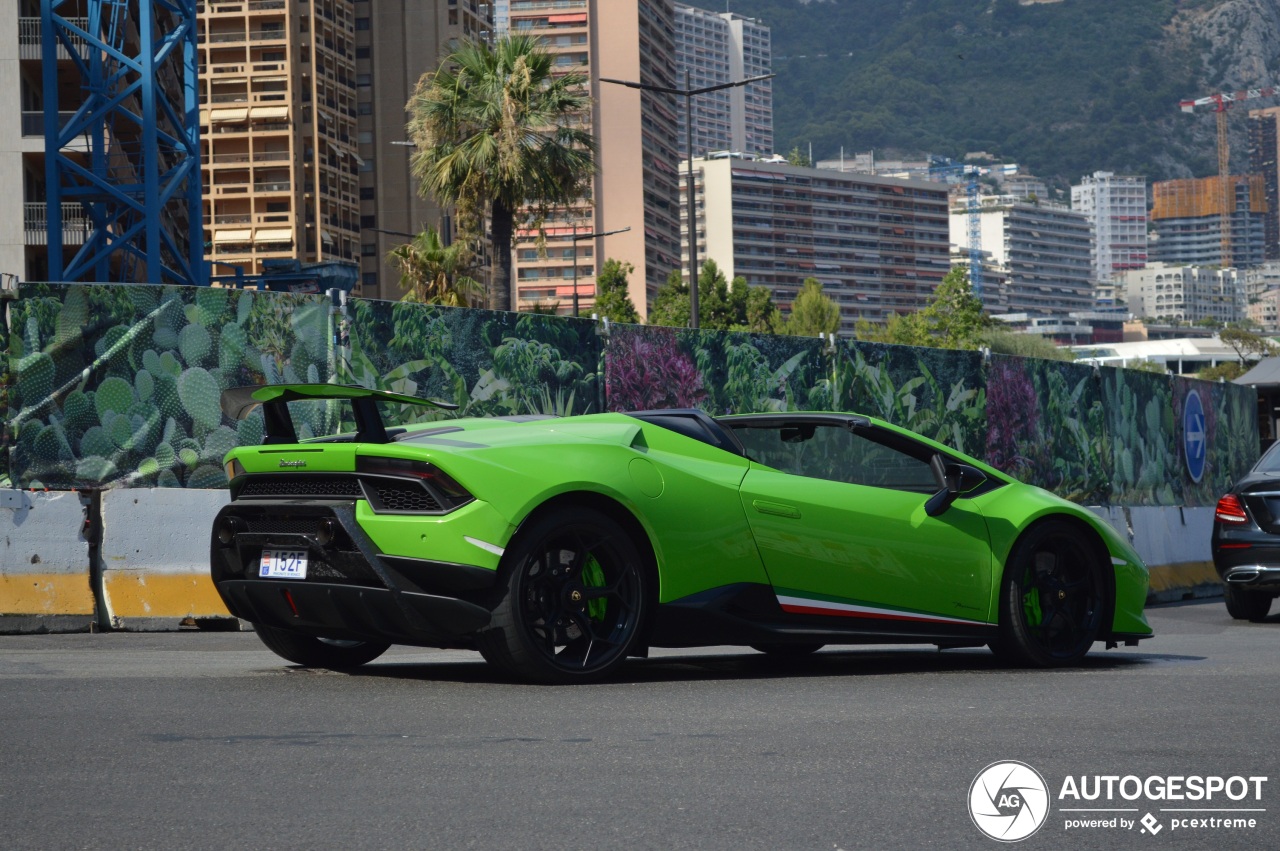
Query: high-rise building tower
354,1,489,299
198,0,361,281
1149,176,1267,269
1071,171,1148,283
685,155,951,334
1248,106,1280,261
508,0,680,317
673,4,772,158
951,197,1095,317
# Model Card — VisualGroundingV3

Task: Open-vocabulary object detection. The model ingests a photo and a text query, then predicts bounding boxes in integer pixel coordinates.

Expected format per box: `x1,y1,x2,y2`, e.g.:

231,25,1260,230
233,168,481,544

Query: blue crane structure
41,0,204,286
927,156,986,302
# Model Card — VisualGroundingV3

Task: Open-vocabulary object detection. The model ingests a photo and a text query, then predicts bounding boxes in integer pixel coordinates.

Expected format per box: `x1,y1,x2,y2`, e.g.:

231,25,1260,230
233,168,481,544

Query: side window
732,424,938,493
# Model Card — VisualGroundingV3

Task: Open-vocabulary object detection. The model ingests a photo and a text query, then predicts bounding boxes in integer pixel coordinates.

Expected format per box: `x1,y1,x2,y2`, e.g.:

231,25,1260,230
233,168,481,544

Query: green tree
736,279,784,334
784,278,840,337
786,145,811,167
648,270,690,328
592,258,640,324
1219,321,1278,365
648,261,782,331
1198,361,1247,382
983,327,1073,361
407,35,595,312
919,267,990,349
856,268,989,349
386,225,483,307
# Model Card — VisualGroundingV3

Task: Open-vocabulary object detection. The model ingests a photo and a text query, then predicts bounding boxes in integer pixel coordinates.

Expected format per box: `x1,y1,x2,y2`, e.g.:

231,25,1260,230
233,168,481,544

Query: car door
725,415,994,627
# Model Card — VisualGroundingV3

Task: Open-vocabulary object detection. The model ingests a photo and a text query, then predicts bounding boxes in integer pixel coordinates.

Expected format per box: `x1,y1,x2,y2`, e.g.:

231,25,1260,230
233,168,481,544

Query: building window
360,187,375,200
360,215,377,228
355,18,370,31
361,243,377,256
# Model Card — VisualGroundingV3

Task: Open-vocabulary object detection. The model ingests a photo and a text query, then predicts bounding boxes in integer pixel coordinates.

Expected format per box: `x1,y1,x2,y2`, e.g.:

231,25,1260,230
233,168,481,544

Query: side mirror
925,455,988,517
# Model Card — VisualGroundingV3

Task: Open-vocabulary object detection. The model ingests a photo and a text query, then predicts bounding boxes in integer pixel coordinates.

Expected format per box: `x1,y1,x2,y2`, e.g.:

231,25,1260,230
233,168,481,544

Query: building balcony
197,0,287,15
25,203,91,246
18,17,90,62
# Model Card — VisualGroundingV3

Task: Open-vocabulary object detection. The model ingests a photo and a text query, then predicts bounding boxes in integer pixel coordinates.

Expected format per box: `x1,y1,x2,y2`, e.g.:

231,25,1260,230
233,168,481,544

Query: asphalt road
1,600,1277,851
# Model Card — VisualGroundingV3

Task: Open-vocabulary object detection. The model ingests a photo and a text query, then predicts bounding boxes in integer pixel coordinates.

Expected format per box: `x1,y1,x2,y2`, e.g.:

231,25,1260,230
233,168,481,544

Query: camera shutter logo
969,761,1051,842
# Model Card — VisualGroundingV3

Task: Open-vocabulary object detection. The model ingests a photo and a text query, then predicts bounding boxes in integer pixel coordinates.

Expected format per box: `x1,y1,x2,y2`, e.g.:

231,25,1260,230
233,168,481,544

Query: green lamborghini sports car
210,384,1152,683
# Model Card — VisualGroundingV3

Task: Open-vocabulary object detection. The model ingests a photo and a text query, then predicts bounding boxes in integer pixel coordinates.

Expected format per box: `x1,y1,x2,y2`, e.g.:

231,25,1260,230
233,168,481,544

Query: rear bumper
1219,564,1280,589
210,500,497,645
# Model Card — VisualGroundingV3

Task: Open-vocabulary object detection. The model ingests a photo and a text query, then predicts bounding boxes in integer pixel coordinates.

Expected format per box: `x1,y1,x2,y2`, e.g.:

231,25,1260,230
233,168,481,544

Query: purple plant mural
985,356,1040,477
605,326,705,412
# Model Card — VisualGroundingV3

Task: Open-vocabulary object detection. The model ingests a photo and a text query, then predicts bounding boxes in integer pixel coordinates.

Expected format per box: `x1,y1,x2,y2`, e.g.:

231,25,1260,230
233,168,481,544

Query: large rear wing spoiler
220,384,457,445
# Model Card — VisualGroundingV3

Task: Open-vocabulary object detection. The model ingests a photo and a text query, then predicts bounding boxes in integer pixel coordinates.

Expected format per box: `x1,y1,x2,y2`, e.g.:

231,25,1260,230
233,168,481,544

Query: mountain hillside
706,0,1280,191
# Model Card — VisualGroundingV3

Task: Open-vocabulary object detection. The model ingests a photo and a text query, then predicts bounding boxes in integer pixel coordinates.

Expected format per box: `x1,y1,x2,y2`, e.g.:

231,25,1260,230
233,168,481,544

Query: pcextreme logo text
969,762,1269,842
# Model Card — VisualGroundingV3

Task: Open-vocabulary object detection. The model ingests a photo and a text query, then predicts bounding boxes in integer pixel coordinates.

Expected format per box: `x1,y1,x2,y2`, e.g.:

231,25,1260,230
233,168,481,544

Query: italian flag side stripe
776,594,987,626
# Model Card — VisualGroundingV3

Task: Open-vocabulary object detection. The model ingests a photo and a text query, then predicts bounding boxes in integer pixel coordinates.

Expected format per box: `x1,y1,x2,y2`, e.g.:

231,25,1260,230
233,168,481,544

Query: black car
1212,442,1280,621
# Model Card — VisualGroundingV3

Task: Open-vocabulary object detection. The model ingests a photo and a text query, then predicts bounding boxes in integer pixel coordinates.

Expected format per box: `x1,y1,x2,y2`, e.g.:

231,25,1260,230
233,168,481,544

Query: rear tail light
1215,494,1249,524
355,455,473,508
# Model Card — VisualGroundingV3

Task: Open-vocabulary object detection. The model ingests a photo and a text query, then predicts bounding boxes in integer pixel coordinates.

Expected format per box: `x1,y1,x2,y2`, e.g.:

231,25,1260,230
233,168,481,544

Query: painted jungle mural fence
2,283,1258,508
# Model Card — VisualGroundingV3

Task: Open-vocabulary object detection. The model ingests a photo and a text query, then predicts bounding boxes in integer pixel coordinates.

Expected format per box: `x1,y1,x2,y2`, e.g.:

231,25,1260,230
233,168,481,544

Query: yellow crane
1180,86,1278,266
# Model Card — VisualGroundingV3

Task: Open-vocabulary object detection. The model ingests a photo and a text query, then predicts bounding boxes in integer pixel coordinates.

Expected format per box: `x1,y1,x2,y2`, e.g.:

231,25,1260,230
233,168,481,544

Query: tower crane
928,157,988,301
1179,86,1277,267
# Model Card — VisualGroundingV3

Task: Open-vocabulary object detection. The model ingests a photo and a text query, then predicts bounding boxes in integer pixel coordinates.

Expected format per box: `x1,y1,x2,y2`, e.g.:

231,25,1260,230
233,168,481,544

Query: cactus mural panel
344,300,602,425
5,283,331,489
0,283,1264,507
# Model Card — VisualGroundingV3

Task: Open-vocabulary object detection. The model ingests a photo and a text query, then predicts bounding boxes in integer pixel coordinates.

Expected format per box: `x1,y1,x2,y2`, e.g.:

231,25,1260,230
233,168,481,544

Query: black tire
1224,585,1273,622
750,643,824,656
992,520,1105,667
253,623,390,669
478,507,649,683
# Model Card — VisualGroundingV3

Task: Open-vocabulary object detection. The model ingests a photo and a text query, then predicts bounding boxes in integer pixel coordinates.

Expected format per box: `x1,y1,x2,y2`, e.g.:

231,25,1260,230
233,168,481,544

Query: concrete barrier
1089,505,1219,603
0,489,95,633
99,488,235,630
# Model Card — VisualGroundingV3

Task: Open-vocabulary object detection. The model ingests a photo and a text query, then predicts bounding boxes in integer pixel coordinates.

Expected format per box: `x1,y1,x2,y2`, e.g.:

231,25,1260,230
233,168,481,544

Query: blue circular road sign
1183,389,1206,483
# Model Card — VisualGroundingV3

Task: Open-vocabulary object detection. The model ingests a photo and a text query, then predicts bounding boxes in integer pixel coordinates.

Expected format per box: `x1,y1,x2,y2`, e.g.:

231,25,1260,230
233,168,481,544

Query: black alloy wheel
479,507,649,683
992,520,1105,667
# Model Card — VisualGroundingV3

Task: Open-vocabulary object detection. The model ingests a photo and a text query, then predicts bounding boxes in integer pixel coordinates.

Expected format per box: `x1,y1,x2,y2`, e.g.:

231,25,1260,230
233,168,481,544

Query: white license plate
259,549,308,580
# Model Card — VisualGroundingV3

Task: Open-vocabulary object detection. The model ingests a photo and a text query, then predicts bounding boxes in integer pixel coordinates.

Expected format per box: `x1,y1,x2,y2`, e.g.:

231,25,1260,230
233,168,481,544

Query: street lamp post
600,71,774,329
571,225,631,316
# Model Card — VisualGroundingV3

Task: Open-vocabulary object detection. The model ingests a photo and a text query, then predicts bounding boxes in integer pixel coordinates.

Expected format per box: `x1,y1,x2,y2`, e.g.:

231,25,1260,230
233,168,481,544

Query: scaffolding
41,0,204,286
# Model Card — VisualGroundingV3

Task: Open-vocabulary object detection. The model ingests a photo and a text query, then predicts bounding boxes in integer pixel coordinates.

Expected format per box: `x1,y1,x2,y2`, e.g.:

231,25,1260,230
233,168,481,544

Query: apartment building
1148,175,1267,269
1071,171,1147,283
684,154,952,335
950,197,1095,317
4,1,197,283
354,0,488,299
673,4,772,158
199,0,361,281
1120,262,1244,325
1248,106,1280,261
510,0,681,315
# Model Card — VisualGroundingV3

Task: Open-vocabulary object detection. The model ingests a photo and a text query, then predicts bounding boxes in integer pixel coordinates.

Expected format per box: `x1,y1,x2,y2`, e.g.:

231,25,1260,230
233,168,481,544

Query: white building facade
685,155,951,334
1071,171,1148,283
1120,262,1244,325
950,196,1095,316
673,4,772,157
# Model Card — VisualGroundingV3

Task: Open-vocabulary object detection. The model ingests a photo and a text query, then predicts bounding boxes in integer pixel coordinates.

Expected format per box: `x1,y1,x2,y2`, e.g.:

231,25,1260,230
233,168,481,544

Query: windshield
1253,440,1280,473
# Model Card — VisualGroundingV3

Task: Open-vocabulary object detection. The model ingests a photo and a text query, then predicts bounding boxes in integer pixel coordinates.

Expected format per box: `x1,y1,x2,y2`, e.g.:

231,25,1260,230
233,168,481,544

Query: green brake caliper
1022,569,1043,627
582,556,607,621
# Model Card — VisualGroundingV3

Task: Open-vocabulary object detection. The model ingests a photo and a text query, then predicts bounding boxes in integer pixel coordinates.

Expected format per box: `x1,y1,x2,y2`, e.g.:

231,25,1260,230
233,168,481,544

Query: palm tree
387,225,484,307
406,35,595,312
